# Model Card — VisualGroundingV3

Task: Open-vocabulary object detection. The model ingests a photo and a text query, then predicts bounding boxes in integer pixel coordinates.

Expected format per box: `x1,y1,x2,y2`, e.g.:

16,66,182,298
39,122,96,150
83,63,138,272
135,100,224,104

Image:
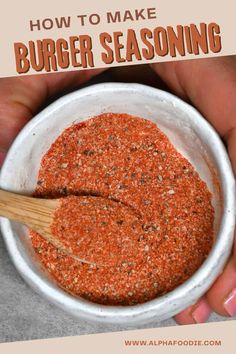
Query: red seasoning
30,113,214,305
51,195,145,268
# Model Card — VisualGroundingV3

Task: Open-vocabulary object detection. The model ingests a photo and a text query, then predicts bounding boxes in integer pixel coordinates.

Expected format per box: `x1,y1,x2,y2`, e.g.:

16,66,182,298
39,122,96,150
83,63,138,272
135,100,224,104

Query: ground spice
30,113,214,305
51,195,145,267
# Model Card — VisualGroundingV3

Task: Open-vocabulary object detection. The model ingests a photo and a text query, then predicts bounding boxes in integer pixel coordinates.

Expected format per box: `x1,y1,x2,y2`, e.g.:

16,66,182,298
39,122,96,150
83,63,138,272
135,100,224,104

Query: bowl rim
0,82,235,324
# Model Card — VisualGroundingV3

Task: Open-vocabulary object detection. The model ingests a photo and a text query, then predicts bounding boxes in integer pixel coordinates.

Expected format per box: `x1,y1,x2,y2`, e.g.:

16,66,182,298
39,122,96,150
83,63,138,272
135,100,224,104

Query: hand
0,69,104,165
151,56,236,324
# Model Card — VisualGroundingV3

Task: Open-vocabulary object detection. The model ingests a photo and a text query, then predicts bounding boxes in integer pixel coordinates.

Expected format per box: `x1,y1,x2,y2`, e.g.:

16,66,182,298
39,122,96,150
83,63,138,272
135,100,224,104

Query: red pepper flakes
30,113,214,306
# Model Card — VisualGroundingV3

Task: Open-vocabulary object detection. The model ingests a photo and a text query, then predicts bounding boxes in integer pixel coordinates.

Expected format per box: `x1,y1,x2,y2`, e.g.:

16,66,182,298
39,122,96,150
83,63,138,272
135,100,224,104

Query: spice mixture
51,195,145,268
31,113,214,305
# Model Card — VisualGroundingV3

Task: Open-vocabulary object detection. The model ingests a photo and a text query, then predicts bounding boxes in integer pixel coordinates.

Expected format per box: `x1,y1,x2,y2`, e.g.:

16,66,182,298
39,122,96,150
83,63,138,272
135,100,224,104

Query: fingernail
191,299,211,323
224,288,236,316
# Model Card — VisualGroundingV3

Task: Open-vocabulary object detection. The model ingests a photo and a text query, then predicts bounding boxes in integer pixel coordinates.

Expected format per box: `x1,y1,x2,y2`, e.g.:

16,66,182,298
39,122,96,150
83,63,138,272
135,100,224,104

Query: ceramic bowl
0,83,235,325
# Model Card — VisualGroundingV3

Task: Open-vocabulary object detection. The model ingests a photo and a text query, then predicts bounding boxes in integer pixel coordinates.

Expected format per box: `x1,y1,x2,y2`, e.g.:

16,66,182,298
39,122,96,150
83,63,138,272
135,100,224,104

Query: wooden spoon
0,189,94,264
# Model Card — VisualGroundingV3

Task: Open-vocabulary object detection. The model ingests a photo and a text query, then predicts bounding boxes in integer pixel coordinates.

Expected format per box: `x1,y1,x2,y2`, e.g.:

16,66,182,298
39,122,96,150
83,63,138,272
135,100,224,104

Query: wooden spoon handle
0,189,101,265
0,189,57,233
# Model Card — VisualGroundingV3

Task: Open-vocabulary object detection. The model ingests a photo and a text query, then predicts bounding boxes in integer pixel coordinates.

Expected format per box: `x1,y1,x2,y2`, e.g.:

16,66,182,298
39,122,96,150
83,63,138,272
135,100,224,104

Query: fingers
206,256,236,317
205,128,236,317
175,241,236,323
0,69,104,164
151,56,236,138
178,250,236,321
174,297,212,325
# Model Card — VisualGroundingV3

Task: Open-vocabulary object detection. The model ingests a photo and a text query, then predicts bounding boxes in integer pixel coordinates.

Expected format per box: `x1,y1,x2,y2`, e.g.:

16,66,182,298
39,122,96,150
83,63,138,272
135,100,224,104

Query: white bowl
0,83,235,325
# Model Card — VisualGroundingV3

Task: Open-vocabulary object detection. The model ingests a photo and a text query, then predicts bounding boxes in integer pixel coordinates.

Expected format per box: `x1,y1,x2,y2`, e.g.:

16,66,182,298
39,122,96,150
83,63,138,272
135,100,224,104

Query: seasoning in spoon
51,195,145,267
30,113,214,305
